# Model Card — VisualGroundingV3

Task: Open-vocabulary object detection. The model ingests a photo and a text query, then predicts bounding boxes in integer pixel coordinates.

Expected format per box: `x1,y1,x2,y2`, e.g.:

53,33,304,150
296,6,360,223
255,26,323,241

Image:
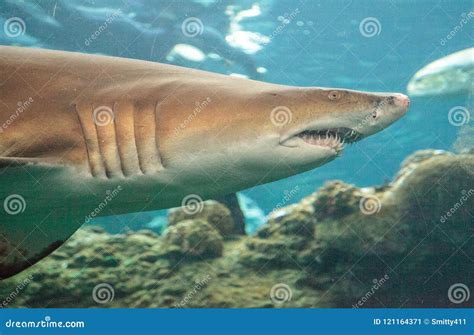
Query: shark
407,48,474,97
0,46,409,279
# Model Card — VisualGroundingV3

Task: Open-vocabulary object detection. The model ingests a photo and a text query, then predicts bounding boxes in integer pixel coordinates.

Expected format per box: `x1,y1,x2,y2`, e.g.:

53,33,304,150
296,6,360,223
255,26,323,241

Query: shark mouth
297,127,362,153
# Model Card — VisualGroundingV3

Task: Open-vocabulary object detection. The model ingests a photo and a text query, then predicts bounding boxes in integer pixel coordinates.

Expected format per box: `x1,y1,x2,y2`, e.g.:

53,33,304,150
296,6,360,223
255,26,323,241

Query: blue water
1,0,471,219
241,0,472,212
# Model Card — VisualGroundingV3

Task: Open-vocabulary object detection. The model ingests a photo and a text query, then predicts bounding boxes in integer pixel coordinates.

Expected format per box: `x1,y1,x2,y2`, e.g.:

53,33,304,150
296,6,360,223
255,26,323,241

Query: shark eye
372,111,378,119
328,91,341,101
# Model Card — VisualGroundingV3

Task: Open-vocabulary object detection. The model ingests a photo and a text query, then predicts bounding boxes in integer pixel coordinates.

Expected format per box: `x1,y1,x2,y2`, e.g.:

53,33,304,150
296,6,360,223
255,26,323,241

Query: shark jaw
280,127,363,155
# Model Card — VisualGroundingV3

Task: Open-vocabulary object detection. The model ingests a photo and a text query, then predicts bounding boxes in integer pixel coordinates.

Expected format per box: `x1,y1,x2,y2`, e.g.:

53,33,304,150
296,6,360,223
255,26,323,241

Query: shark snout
376,93,409,119
393,93,410,108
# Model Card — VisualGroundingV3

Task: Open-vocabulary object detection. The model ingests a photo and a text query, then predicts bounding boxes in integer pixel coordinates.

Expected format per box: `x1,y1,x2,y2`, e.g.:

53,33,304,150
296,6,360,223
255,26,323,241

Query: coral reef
1,150,472,308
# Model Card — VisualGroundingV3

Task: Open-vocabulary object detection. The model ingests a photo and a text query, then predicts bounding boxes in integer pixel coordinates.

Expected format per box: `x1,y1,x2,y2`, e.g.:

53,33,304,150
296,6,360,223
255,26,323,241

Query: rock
310,181,362,221
161,219,223,259
261,204,315,239
400,149,452,167
393,152,474,229
168,201,235,237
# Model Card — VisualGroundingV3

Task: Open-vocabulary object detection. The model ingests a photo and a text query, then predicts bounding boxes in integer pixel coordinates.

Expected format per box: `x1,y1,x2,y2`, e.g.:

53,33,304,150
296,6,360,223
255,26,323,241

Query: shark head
161,84,409,191
202,86,410,184
275,88,409,166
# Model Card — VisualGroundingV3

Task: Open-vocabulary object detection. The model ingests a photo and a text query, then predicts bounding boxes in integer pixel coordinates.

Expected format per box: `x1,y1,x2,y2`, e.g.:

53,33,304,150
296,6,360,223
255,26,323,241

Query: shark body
0,46,409,278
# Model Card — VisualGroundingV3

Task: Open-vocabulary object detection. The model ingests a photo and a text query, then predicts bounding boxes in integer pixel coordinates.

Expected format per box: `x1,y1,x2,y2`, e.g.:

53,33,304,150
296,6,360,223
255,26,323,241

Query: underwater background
0,0,472,308
1,0,471,233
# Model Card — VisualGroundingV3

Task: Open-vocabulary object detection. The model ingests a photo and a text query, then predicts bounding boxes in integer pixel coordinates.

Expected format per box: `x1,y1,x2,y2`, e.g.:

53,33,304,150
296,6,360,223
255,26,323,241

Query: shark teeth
297,127,362,153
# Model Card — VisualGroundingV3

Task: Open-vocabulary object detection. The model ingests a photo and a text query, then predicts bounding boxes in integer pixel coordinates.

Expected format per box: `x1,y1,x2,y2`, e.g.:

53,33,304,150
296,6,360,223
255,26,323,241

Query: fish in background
407,48,473,97
0,0,261,77
407,48,473,155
